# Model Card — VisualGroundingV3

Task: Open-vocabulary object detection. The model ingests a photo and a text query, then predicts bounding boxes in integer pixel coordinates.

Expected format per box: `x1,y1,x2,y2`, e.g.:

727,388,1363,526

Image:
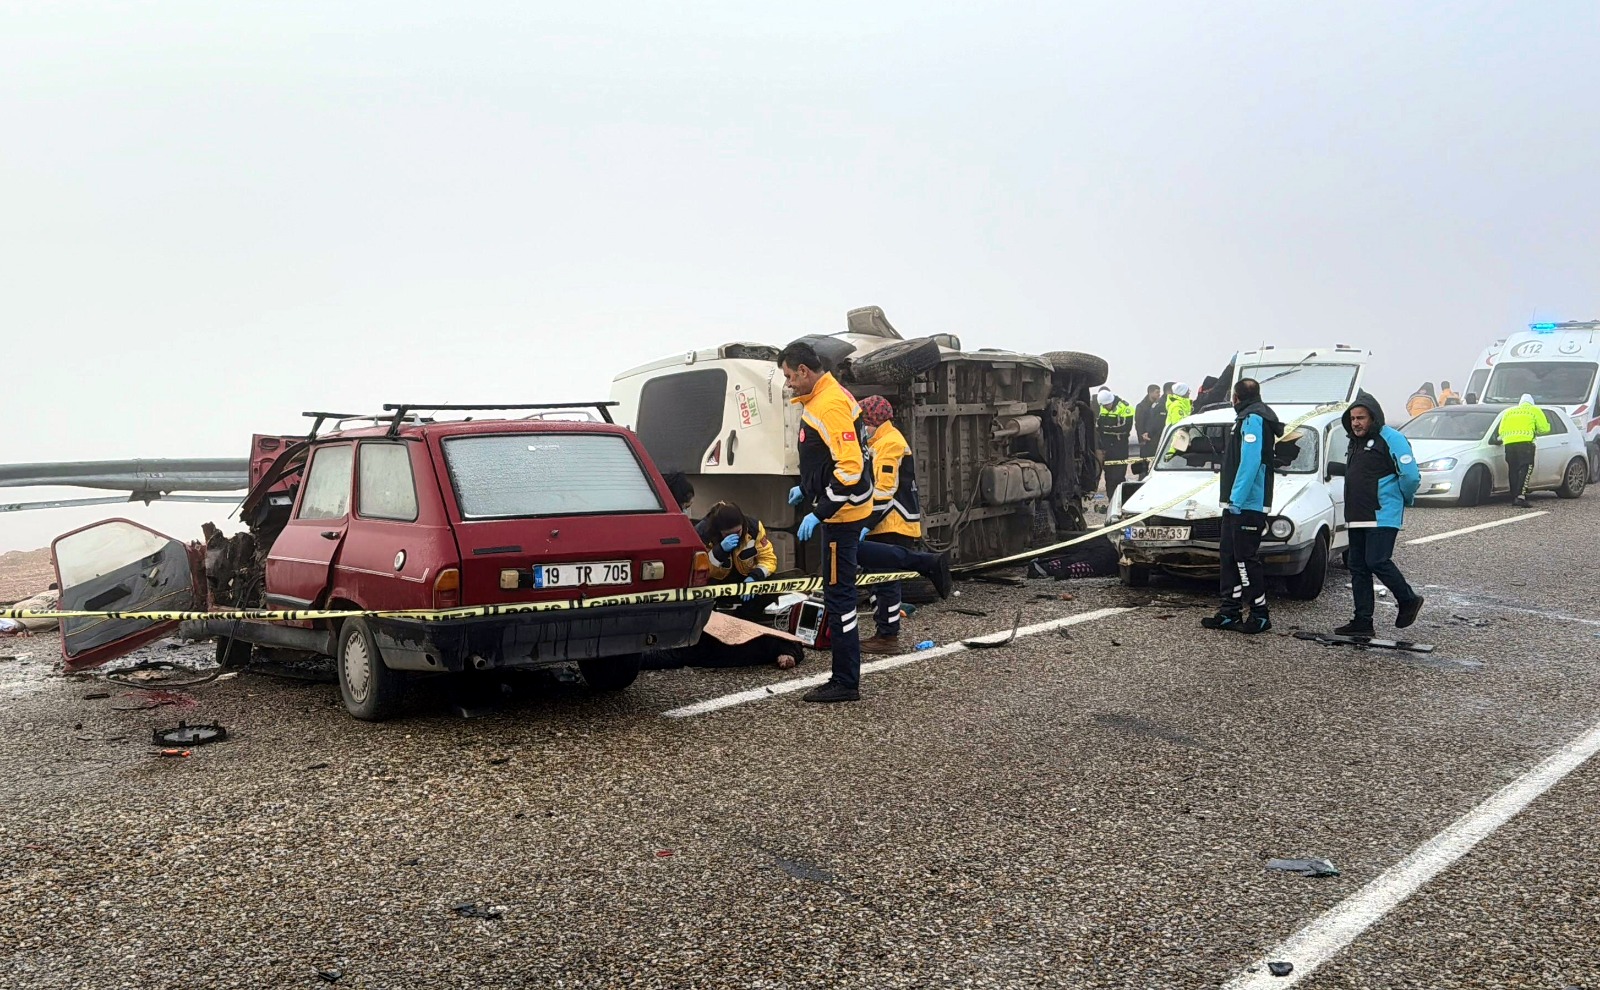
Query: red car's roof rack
380,402,618,436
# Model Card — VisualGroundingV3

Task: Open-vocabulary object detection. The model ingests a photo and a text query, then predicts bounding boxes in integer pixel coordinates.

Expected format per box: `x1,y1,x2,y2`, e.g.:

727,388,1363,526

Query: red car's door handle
320,531,341,540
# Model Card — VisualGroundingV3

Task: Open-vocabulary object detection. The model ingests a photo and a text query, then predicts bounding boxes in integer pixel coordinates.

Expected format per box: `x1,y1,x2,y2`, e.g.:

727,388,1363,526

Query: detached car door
50,519,205,672
265,442,354,609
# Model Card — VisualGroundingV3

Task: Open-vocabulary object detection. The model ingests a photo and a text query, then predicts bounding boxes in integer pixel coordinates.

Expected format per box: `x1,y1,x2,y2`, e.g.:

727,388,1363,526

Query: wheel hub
343,633,372,703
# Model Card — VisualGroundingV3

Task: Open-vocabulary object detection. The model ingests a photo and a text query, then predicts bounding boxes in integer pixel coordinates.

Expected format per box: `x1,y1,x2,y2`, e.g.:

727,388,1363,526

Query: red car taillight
690,552,711,587
433,568,461,609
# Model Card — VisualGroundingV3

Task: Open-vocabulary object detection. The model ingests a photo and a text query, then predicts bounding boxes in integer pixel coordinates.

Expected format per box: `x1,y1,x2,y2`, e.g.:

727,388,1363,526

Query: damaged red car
52,403,715,720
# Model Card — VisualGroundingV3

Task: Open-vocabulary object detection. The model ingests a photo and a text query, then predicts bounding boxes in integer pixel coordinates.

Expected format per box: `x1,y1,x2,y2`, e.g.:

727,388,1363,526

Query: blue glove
719,533,741,553
741,575,757,601
860,527,871,541
787,486,804,506
1225,504,1242,515
797,513,820,540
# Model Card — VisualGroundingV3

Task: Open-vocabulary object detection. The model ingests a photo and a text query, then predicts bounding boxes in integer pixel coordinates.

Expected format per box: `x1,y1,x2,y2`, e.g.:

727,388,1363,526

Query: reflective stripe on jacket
865,423,922,539
792,372,873,524
695,516,779,580
1497,403,1551,445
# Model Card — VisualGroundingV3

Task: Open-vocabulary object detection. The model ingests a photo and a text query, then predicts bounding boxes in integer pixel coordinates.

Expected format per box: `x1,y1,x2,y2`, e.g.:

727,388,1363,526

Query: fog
3,0,1596,551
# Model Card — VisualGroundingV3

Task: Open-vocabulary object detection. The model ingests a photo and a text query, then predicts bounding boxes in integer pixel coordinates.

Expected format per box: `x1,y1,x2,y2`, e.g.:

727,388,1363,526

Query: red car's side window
296,445,354,521
357,442,419,521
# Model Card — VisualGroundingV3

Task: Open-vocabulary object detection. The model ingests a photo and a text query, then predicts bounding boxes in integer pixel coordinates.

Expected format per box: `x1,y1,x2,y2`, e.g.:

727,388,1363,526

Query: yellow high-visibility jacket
792,372,872,524
1498,402,1551,444
865,423,922,539
695,516,779,580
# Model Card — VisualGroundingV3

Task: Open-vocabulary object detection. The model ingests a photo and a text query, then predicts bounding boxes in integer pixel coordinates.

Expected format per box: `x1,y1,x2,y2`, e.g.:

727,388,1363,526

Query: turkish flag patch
842,431,856,442
798,428,807,442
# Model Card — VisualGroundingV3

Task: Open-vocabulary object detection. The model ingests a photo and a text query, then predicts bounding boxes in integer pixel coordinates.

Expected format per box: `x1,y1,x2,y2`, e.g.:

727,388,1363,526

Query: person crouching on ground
853,395,953,655
693,500,780,619
1202,378,1281,634
1335,392,1424,637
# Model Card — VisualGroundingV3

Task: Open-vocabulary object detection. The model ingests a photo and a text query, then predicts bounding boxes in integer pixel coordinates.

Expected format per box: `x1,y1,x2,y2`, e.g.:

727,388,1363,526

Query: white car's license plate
1125,525,1191,542
533,560,631,588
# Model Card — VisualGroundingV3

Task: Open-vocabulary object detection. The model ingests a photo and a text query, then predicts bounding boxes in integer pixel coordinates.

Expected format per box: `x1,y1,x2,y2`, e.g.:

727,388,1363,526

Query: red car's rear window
442,433,664,520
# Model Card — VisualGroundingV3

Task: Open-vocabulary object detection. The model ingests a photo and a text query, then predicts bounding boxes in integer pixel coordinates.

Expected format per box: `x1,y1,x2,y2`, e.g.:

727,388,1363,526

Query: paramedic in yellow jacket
693,501,778,583
779,341,873,703
1498,394,1551,507
853,396,953,655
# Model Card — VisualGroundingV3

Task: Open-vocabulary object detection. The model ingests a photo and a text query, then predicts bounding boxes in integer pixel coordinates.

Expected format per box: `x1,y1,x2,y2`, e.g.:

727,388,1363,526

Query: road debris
963,609,1023,649
157,749,192,759
451,902,505,920
1266,857,1340,877
316,968,343,982
152,721,228,747
1268,961,1294,977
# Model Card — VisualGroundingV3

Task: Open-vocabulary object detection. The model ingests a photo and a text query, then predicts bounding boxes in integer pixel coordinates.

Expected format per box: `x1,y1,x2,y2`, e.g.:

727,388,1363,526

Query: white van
1105,345,1370,600
1475,322,1600,482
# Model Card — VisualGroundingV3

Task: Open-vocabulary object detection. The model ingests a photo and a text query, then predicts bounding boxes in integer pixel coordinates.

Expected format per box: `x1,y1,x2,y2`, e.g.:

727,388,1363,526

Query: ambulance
1476,322,1600,482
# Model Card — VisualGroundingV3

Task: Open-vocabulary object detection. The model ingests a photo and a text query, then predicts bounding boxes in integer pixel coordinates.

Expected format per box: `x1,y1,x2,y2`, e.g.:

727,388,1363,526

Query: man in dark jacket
1335,392,1425,637
1132,384,1163,479
1202,378,1282,634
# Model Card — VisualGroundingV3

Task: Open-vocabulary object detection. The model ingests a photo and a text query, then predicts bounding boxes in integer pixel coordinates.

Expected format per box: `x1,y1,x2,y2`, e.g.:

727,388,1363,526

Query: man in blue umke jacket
1334,391,1424,637
1202,378,1283,634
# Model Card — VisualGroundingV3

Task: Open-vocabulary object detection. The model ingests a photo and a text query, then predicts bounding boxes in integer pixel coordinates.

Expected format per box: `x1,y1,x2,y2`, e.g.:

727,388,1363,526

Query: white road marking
661,607,1134,719
1224,716,1600,988
1405,511,1547,545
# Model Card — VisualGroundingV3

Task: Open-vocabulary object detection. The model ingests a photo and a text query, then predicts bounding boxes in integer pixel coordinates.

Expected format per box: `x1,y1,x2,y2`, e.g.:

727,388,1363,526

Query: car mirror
1487,436,1502,446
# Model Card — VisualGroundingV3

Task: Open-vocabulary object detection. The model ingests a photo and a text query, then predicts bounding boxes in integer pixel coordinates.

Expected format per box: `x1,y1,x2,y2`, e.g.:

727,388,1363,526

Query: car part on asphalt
962,609,1023,649
1266,857,1340,877
1268,962,1294,977
1294,630,1436,653
152,721,228,746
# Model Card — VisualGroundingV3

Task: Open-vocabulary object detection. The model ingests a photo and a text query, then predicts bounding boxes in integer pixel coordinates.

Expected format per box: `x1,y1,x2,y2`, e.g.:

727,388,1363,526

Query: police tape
0,571,923,624
2,405,1347,621
959,401,1348,574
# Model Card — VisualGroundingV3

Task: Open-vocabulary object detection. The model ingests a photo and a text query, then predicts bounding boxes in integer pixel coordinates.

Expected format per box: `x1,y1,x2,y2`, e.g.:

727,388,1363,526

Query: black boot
1237,614,1272,634
931,551,954,600
1201,612,1240,630
803,681,861,703
1395,595,1425,629
1334,619,1375,638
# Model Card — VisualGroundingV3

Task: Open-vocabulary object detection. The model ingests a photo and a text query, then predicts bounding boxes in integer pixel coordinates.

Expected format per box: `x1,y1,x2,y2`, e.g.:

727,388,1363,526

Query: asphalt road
2,491,1597,989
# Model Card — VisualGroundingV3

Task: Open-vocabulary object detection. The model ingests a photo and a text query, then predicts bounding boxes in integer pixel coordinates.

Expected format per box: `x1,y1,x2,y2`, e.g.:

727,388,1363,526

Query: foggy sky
4,0,1597,551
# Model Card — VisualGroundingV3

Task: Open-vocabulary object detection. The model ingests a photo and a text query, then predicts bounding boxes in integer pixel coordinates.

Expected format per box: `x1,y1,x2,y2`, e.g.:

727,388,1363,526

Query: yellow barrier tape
962,402,1347,574
0,571,921,624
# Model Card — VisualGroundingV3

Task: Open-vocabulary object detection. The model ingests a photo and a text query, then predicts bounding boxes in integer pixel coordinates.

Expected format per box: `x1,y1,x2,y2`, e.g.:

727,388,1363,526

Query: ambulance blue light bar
1530,322,1558,331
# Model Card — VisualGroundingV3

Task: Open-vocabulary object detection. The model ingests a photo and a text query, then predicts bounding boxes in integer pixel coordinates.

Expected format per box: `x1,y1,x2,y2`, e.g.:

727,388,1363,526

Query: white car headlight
1418,457,1457,472
1268,517,1294,540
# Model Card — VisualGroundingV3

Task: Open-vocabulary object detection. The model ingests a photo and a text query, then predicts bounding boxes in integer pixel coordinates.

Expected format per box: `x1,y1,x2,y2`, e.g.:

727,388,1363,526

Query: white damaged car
1106,346,1370,600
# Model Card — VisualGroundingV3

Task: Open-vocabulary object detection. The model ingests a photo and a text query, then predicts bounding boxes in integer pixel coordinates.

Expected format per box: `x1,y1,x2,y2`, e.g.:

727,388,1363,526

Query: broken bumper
370,599,716,672
1118,538,1316,577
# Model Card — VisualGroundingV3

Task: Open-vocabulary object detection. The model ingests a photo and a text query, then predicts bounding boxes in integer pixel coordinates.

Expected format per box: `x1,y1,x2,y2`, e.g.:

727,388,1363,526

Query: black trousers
1133,439,1158,478
821,523,861,689
1107,444,1132,492
1346,526,1416,622
1505,441,1535,499
858,533,941,638
1219,510,1267,618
